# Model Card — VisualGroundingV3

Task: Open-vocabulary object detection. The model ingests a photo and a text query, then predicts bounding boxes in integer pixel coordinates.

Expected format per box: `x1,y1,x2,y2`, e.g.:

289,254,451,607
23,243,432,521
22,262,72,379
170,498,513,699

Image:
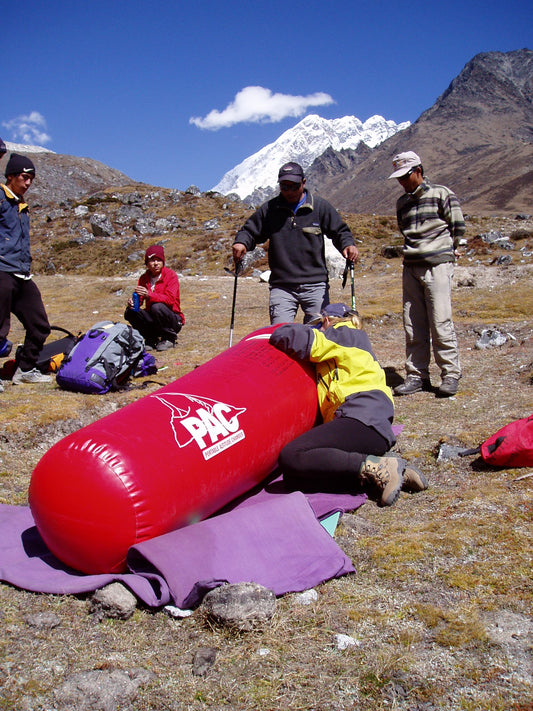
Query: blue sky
3,0,531,192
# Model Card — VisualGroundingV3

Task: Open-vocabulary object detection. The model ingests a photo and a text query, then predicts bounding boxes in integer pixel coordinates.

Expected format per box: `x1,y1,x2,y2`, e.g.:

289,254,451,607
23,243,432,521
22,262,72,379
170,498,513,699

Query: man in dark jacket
232,162,358,324
0,153,51,386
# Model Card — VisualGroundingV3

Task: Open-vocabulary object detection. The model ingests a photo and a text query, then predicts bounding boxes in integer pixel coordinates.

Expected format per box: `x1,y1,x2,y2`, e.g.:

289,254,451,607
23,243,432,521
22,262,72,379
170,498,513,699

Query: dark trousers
125,302,182,345
278,417,389,493
0,272,51,371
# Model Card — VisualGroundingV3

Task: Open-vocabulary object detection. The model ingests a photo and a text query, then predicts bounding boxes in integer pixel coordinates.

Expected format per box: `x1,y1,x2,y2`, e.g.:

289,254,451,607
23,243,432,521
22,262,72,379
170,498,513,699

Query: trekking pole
342,259,357,312
350,260,356,311
226,260,241,348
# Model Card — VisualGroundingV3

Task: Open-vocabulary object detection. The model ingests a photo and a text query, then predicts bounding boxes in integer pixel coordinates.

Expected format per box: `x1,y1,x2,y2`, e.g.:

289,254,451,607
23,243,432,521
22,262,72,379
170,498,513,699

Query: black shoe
437,376,459,397
393,376,431,396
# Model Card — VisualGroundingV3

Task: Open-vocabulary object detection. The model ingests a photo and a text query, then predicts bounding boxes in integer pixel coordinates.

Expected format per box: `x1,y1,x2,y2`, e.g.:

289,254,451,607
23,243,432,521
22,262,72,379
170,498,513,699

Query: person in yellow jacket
269,303,427,506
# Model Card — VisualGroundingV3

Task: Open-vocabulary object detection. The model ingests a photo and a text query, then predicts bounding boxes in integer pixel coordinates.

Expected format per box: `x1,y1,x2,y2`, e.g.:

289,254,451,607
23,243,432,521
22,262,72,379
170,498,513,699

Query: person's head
4,153,36,197
388,151,424,193
309,302,362,330
278,162,306,203
0,138,6,159
144,244,165,277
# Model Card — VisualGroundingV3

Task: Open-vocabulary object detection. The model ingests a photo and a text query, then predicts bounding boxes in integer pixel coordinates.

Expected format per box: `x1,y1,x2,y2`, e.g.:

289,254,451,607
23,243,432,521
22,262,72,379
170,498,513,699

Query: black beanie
5,153,36,177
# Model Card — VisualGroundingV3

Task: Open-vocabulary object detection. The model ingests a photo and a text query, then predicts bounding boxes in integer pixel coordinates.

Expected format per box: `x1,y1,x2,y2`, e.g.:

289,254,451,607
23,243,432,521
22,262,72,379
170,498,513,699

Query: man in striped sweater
388,151,465,398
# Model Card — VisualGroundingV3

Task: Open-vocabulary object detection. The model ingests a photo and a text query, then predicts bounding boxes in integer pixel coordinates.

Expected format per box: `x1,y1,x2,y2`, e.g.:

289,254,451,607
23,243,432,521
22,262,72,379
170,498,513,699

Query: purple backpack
56,321,145,394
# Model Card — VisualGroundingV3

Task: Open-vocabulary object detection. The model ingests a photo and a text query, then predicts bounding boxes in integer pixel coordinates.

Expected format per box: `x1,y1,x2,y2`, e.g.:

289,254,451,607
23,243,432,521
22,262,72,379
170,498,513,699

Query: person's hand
343,245,359,262
135,285,150,297
233,243,247,263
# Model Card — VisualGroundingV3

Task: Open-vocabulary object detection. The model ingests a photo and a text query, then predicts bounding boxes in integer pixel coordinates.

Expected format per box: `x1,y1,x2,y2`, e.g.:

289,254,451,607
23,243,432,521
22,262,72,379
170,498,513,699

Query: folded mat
0,483,366,608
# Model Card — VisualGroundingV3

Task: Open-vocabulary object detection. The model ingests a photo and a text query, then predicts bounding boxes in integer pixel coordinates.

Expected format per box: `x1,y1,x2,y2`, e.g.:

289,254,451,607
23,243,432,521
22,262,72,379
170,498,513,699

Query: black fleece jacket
234,191,355,287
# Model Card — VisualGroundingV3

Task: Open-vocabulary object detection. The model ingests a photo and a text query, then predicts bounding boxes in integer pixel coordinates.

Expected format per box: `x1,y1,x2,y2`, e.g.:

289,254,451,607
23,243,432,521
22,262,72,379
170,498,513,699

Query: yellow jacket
270,321,395,447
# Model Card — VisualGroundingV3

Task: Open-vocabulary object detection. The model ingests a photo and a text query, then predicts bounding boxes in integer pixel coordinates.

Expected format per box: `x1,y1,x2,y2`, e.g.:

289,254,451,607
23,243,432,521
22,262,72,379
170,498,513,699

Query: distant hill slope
2,149,136,206
309,49,533,216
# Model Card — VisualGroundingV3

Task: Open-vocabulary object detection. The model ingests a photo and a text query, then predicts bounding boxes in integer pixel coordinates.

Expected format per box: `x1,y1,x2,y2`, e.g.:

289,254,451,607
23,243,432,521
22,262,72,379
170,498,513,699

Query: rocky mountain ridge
312,49,533,215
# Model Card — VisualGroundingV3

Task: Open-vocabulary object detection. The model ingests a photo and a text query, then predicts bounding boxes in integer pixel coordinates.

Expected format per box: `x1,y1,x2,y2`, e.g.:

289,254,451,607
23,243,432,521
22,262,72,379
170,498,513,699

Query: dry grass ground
1,234,532,709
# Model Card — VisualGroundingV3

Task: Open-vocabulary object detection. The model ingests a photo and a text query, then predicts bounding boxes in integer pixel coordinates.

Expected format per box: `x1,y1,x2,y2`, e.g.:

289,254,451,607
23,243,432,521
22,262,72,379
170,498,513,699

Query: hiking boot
359,455,405,507
393,376,431,396
385,454,428,493
403,464,429,493
12,367,52,384
156,339,175,352
437,376,459,397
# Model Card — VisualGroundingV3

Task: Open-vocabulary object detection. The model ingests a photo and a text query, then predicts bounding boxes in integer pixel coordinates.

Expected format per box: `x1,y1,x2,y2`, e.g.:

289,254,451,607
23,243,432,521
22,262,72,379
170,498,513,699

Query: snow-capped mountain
3,141,54,154
212,113,409,200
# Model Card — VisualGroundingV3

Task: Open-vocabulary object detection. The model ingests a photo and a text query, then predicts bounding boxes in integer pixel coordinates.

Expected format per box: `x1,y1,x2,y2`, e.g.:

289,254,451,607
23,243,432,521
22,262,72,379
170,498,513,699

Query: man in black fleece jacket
232,162,358,324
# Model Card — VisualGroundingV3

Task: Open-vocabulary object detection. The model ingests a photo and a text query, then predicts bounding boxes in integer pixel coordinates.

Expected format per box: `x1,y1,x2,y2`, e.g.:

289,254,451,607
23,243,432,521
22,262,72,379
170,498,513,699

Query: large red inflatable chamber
29,326,318,574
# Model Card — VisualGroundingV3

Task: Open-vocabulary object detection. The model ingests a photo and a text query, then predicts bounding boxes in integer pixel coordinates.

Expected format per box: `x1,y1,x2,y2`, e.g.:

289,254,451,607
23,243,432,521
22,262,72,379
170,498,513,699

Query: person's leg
297,282,330,323
125,307,159,346
279,418,389,492
11,279,50,372
269,286,299,325
149,302,182,343
279,418,404,505
0,272,14,354
424,263,461,380
402,265,431,380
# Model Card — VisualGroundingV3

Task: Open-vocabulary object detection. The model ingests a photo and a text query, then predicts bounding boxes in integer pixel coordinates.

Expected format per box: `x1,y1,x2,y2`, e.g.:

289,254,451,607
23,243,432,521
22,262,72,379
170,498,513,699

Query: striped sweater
396,180,465,266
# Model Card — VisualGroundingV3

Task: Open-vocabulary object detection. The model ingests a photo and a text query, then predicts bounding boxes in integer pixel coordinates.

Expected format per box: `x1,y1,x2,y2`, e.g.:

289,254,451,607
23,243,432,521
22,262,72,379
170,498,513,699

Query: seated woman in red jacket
269,303,427,506
125,245,185,351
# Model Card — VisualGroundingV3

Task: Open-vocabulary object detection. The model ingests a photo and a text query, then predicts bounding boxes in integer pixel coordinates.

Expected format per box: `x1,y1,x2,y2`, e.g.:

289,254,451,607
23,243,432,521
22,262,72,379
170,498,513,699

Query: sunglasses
399,167,417,180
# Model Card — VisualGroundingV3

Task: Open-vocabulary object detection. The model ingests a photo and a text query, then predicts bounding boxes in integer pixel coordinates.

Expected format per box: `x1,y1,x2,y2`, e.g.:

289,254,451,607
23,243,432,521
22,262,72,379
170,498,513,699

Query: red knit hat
145,245,165,264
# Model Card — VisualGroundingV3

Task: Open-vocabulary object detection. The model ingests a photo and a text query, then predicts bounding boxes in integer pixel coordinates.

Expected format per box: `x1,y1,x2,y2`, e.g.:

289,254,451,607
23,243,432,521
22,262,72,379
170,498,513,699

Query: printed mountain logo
152,392,247,460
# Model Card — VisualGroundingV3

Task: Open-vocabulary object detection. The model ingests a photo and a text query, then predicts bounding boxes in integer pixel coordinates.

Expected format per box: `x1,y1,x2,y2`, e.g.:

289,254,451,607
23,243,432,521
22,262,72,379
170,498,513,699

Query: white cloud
2,111,51,145
190,86,334,130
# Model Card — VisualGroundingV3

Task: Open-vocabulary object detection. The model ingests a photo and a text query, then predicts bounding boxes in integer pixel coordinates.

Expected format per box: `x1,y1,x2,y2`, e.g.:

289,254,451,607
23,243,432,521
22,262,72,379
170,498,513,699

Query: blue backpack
56,321,147,394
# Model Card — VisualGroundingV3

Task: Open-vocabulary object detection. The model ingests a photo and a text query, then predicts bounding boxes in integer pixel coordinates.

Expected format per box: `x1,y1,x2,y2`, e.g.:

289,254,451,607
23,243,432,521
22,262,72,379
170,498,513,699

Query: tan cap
388,151,421,179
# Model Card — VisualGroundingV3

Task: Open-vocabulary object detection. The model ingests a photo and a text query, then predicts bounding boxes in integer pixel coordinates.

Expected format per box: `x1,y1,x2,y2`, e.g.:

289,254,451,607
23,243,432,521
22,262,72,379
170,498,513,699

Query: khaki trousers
402,262,461,380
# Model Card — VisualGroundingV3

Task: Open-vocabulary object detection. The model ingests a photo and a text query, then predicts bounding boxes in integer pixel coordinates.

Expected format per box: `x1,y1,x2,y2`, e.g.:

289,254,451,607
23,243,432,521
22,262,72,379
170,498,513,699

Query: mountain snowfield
212,113,410,199
3,141,54,154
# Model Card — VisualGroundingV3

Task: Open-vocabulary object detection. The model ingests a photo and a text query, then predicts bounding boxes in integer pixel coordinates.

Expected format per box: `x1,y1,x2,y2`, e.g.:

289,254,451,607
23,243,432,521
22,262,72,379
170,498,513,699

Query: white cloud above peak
190,86,335,130
2,111,51,145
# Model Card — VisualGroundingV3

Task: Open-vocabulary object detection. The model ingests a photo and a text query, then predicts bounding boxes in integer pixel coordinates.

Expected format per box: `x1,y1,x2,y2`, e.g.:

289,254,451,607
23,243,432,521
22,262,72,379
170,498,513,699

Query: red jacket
138,267,185,323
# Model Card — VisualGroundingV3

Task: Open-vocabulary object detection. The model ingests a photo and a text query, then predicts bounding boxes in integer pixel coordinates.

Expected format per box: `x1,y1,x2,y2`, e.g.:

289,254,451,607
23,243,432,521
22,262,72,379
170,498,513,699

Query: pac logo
152,392,246,460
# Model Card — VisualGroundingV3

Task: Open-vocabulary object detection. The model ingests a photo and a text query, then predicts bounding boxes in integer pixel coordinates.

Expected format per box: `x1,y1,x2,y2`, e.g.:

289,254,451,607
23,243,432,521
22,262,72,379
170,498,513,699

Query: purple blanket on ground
0,481,366,608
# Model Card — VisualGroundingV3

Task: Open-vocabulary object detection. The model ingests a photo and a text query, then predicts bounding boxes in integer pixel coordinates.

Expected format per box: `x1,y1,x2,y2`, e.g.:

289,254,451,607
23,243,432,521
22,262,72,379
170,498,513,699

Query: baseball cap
309,302,359,327
387,151,421,179
322,303,354,318
278,162,305,183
